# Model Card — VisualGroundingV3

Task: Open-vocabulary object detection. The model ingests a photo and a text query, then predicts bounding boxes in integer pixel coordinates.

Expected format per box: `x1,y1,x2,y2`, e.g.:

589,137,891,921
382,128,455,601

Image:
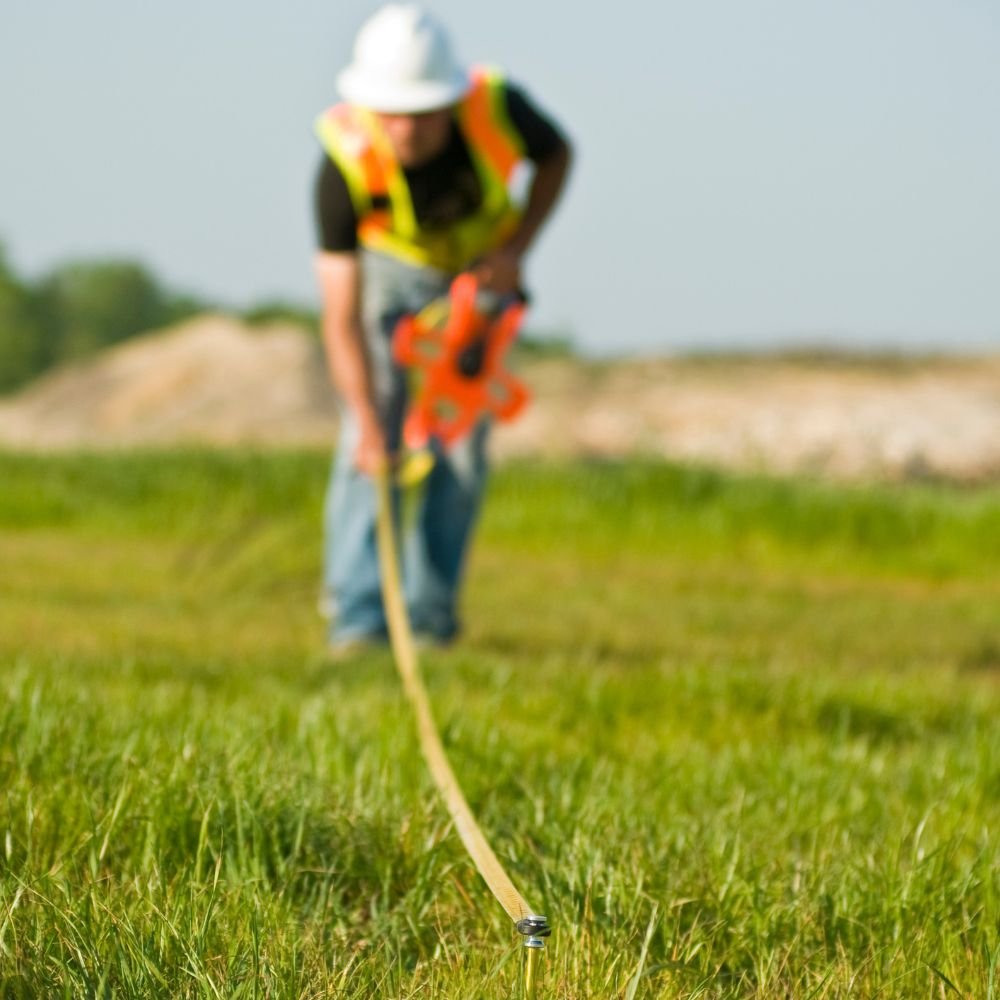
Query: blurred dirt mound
0,314,337,448
1,315,998,481
501,355,1000,482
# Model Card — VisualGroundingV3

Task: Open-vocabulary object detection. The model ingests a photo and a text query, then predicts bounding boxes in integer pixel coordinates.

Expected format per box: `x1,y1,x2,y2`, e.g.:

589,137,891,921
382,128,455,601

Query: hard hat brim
337,66,471,113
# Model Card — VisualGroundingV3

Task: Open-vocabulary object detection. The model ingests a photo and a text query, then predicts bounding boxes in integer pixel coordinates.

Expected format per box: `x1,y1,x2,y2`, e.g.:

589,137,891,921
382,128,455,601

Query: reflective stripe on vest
314,66,524,272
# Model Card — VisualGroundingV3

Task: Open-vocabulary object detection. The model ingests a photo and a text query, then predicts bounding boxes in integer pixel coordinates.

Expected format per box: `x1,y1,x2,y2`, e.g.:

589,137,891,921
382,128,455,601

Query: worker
314,3,572,654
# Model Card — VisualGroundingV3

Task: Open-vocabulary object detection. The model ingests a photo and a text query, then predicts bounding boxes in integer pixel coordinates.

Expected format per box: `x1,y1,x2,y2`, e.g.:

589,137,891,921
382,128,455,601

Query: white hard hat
337,4,470,113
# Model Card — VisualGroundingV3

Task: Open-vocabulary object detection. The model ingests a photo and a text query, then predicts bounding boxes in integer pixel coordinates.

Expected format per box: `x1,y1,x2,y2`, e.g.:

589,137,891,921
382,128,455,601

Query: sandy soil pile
0,315,337,449
1,315,998,482
501,355,1000,481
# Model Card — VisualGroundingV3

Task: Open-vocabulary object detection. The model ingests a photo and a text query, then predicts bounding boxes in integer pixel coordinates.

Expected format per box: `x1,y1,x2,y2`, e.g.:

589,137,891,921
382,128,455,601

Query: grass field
1,450,998,999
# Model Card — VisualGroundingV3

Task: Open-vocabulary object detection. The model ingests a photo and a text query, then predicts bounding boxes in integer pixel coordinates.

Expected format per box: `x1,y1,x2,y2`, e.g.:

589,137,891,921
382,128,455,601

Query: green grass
1,449,998,999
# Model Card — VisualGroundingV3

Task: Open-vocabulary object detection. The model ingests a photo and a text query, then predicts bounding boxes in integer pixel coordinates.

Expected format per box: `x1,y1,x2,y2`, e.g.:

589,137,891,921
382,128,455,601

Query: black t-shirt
314,84,567,253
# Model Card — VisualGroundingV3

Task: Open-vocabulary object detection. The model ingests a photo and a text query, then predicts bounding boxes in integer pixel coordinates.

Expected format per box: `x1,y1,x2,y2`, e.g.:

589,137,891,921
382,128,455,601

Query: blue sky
2,0,998,354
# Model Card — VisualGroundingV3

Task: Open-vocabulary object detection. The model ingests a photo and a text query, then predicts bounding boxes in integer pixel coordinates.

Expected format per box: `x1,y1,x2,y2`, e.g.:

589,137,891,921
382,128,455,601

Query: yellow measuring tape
373,464,550,997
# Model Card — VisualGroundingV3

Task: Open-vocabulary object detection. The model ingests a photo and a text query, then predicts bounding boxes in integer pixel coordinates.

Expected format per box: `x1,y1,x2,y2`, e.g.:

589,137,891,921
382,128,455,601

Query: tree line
0,245,319,395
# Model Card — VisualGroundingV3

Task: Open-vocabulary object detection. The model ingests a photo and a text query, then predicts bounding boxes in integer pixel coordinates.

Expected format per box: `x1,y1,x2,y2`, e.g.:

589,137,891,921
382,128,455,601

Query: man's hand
472,246,522,295
355,413,388,477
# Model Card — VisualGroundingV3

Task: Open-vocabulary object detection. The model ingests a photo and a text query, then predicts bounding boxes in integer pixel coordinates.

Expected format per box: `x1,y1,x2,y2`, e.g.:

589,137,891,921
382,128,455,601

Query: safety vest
315,66,525,273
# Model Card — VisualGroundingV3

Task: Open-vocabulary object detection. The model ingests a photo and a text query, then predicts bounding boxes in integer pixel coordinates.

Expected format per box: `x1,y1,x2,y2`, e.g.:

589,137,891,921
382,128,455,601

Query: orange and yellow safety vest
315,66,525,273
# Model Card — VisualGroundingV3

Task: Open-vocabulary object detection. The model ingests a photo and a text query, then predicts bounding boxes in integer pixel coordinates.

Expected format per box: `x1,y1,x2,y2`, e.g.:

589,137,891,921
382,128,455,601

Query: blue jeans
322,252,490,643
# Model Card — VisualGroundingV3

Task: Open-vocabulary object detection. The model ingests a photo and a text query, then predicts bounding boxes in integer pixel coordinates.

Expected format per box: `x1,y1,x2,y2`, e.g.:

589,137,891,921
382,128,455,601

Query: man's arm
474,140,573,294
314,250,386,475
